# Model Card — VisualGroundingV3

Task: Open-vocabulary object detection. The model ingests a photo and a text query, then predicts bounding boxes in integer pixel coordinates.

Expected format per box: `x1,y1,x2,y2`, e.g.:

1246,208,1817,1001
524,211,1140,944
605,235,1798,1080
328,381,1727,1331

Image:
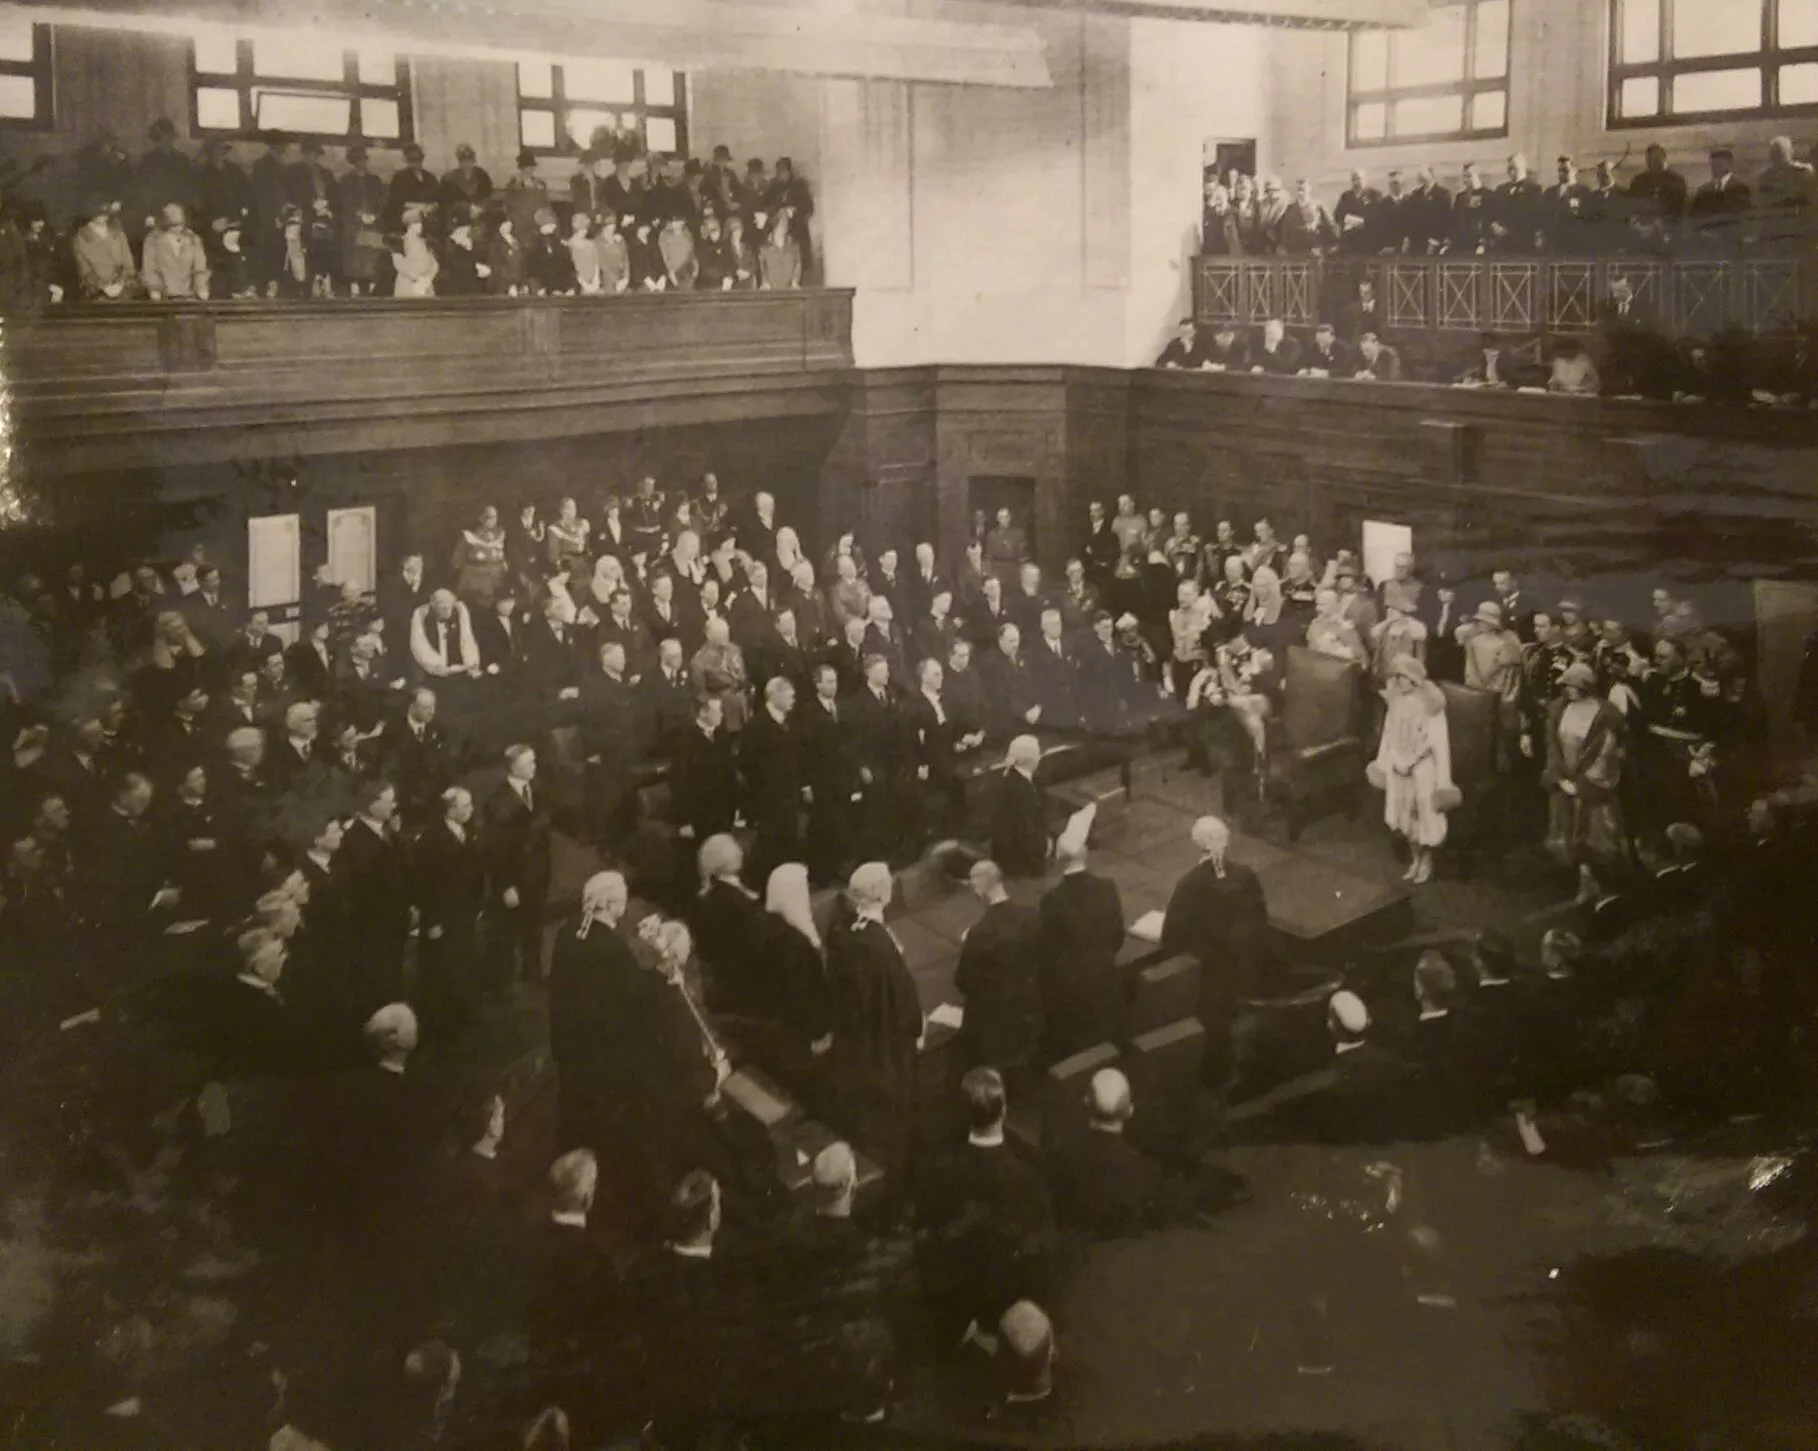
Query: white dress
1371,680,1454,847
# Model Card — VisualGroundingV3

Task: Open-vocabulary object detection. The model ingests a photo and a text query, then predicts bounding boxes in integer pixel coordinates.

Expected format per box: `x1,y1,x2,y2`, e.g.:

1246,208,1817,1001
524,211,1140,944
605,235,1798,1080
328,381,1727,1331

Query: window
1609,0,1818,124
0,18,51,129
516,60,688,158
190,36,413,143
1347,1,1510,147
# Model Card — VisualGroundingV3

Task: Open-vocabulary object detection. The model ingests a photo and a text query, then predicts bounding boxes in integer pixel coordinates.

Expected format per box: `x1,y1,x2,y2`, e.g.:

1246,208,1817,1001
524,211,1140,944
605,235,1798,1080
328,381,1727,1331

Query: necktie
523,784,533,812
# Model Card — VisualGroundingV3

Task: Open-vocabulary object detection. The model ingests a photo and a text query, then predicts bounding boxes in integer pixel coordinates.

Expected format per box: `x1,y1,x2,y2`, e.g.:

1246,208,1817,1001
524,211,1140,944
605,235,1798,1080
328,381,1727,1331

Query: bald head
1007,734,1041,773
1088,1067,1133,1129
364,1002,419,1062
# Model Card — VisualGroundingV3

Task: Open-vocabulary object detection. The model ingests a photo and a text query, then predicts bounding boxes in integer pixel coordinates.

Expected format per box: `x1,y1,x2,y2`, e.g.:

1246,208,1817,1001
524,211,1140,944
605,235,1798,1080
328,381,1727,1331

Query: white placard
326,505,377,594
247,513,300,612
1361,519,1413,590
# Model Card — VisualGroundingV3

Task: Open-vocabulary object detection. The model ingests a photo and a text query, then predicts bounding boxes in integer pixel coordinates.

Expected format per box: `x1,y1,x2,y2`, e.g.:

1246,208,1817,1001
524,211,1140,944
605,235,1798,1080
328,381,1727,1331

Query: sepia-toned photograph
0,0,1815,1445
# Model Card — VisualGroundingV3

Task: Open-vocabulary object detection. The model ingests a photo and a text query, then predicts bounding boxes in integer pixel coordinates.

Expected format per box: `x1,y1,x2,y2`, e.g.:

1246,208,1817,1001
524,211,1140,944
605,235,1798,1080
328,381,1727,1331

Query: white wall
1125,17,1266,367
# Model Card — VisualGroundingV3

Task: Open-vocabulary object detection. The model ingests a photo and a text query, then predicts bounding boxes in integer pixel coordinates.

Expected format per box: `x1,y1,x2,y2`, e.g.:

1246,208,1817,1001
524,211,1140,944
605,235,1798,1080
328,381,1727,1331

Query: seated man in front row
1251,317,1302,376
1153,317,1207,369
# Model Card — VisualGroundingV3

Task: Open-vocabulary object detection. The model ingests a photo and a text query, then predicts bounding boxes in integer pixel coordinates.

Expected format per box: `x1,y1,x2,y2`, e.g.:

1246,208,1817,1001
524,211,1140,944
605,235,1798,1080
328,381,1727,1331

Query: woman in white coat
1367,654,1456,883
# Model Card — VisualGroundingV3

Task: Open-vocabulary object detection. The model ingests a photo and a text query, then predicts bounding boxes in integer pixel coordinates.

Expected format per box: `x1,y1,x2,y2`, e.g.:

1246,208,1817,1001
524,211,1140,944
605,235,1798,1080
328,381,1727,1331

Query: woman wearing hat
338,143,388,296
1542,660,1627,871
1368,654,1455,883
503,148,548,245
72,198,140,300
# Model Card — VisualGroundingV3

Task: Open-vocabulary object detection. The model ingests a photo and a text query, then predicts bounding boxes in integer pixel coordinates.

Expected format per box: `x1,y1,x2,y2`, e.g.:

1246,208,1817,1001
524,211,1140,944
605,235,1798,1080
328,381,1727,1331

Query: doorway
967,475,1037,580
1204,138,1257,188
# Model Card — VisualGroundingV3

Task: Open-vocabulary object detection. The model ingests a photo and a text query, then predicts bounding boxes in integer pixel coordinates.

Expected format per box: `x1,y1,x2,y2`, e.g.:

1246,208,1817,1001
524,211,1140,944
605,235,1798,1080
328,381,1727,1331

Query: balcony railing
1193,255,1815,341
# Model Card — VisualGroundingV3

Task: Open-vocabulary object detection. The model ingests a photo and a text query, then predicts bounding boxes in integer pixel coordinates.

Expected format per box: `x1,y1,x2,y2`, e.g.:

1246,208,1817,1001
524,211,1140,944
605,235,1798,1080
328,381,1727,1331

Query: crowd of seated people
3,469,1815,1444
1155,305,1818,404
1200,138,1817,259
0,120,816,306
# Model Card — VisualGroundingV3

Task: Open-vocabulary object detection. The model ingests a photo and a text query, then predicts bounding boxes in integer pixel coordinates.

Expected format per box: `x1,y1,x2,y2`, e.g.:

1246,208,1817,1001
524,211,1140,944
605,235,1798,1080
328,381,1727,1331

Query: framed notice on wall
1362,519,1413,589
247,512,302,644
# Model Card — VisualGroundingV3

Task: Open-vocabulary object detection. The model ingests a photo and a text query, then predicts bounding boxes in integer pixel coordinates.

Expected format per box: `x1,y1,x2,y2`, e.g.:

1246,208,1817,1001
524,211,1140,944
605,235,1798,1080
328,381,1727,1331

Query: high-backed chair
1263,646,1367,840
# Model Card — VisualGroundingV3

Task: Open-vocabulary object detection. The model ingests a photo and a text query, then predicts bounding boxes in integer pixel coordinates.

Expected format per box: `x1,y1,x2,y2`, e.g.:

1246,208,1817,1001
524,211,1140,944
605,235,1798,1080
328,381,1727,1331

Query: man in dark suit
1688,146,1751,249
1250,317,1302,375
1048,1068,1171,1238
269,699,324,796
1247,991,1413,1144
336,778,412,1017
846,654,906,864
989,734,1050,879
945,638,991,745
388,688,451,828
285,619,336,703
799,662,860,885
377,554,431,662
596,589,655,681
332,633,391,735
740,676,805,889
1161,815,1269,1085
83,771,178,962
1401,165,1452,254
670,694,738,846
473,588,527,680
636,637,695,759
578,641,642,851
413,785,487,1041
483,743,553,988
1025,609,1080,732
954,860,1043,1076
523,593,583,706
1300,322,1351,376
1199,320,1249,370
203,926,308,1079
1037,813,1127,1062
916,1067,1057,1337
981,623,1042,740
902,658,977,845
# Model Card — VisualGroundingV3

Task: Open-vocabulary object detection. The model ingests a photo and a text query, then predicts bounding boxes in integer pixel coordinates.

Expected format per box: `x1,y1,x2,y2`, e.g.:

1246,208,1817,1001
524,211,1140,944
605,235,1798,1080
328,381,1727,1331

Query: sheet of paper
927,1002,965,1030
1129,909,1165,944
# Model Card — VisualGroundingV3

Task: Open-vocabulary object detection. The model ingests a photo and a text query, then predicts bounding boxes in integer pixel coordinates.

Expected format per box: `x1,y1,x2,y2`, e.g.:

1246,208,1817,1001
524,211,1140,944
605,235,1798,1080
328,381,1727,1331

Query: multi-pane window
1610,0,1818,124
0,17,51,129
516,60,688,158
1347,0,1511,147
190,35,413,143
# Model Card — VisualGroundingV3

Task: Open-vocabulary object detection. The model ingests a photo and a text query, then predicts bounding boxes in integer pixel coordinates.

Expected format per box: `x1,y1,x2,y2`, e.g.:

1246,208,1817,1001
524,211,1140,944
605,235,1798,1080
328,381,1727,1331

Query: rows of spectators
0,121,816,304
6,469,1816,1445
1202,139,1817,258
1157,306,1818,404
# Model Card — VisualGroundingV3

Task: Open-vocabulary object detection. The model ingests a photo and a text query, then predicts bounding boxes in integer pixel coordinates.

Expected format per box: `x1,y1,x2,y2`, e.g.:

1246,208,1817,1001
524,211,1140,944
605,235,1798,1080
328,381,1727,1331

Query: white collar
1418,1007,1449,1021
669,1240,713,1260
236,973,280,999
968,1127,1006,1147
1478,975,1509,987
377,1058,406,1075
1334,1038,1365,1054
853,904,888,928
551,1209,588,1229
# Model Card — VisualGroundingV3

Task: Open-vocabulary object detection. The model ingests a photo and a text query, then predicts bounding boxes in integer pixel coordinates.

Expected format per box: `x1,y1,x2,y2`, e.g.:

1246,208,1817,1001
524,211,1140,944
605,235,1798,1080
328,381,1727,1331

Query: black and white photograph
0,0,1816,1445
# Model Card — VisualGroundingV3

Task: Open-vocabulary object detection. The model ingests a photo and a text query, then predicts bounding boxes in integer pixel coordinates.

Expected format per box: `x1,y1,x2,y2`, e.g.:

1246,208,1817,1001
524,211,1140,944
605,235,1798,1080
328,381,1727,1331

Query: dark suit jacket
386,718,451,822
980,649,1039,737
1025,637,1080,727
1252,334,1303,375
916,1139,1057,1320
473,607,527,676
955,898,1043,1070
523,619,582,699
547,916,642,1150
1049,1127,1167,1237
285,639,335,702
482,780,552,908
670,725,738,838
635,667,694,757
845,686,903,784
989,769,1049,879
739,707,803,828
1038,870,1127,1060
413,820,485,943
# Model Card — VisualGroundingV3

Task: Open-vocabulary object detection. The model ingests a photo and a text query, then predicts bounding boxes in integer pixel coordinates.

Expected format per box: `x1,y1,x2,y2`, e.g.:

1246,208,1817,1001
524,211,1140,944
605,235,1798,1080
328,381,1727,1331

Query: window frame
0,23,53,132
1345,0,1512,149
1607,0,1818,127
515,62,689,160
188,40,415,145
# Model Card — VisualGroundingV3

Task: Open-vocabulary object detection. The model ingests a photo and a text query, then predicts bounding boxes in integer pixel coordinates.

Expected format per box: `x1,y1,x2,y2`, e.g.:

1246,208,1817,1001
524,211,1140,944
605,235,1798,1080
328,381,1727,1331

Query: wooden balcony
1193,254,1816,349
2,289,856,476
